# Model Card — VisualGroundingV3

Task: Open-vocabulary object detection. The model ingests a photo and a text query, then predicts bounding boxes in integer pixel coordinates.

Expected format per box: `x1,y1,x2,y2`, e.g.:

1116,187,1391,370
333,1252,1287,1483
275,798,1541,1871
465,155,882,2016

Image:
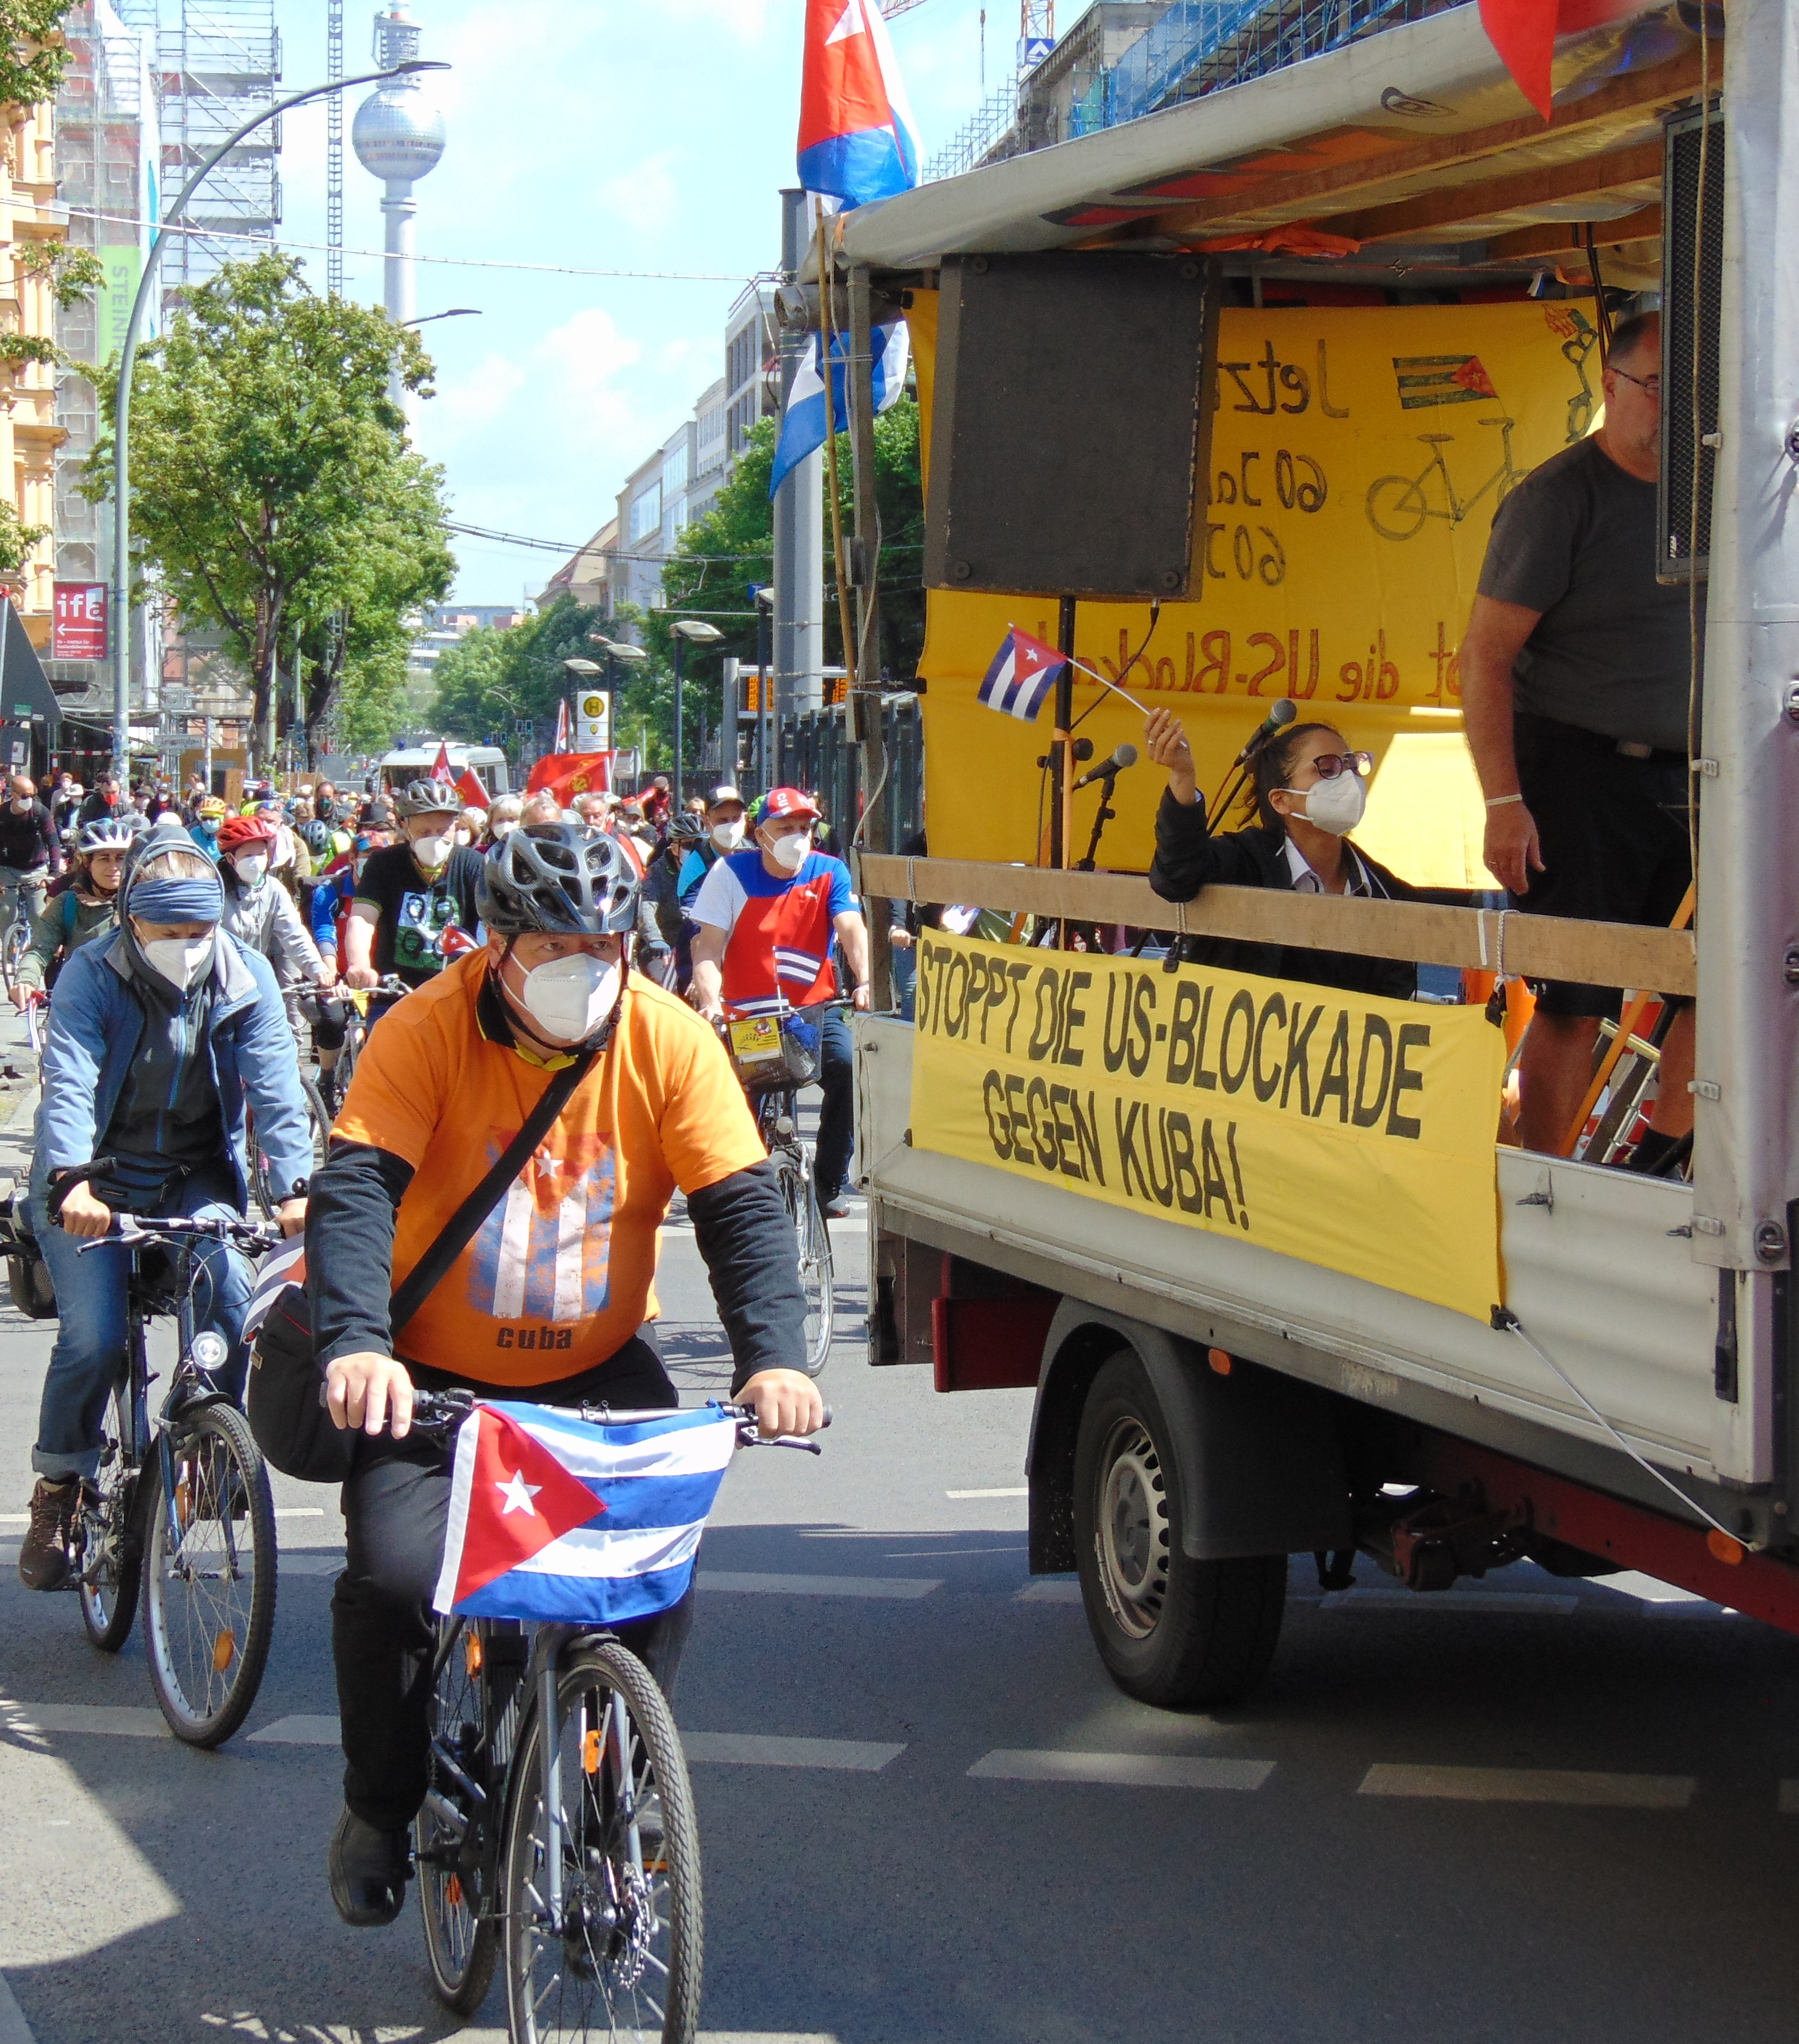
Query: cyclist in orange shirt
305,823,823,1927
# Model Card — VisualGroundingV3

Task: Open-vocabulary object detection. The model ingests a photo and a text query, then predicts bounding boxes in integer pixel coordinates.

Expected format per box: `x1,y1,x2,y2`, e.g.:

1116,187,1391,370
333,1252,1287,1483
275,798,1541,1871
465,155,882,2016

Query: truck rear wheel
1072,1351,1286,1708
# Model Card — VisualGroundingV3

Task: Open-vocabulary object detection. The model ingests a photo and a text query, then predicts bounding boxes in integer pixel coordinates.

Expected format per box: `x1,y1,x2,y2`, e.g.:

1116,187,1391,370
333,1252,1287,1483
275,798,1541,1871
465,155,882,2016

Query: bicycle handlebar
400,1385,830,1452
78,1212,285,1255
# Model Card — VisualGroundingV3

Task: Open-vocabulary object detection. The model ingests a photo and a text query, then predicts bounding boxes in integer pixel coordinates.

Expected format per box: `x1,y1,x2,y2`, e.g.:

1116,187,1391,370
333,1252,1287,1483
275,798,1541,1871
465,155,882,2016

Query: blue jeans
814,1004,854,1204
890,944,918,1021
32,1164,253,1480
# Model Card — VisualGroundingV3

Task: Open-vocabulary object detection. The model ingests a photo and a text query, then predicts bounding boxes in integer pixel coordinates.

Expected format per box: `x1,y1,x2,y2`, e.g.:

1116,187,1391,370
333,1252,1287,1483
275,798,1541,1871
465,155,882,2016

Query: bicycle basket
726,1009,821,1093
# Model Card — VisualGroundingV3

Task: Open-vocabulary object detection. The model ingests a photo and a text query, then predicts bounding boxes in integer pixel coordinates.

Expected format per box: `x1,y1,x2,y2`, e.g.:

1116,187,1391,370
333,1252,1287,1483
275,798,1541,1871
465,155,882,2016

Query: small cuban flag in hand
978,626,1069,722
433,1403,740,1626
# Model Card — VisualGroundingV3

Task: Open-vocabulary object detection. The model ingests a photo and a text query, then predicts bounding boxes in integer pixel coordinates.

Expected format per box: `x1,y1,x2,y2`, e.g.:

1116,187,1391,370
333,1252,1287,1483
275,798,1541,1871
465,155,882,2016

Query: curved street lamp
670,618,724,808
110,57,450,779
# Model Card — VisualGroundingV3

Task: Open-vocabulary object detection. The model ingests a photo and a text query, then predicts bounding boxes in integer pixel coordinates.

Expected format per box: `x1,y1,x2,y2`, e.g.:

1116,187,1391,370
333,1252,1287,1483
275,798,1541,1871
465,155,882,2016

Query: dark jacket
1147,787,1462,1002
75,791,120,828
0,799,62,874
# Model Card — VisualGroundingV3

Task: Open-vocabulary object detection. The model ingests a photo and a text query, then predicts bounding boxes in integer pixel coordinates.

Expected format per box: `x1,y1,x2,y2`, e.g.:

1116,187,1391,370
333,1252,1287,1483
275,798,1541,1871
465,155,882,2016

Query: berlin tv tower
352,3,446,431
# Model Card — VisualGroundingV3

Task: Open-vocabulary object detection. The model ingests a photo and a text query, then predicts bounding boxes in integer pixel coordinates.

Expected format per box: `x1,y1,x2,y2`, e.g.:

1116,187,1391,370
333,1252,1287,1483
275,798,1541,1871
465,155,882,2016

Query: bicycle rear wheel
141,1404,278,1747
78,1382,141,1653
418,1617,501,2015
251,1071,331,1219
775,1149,834,1378
502,1639,702,2044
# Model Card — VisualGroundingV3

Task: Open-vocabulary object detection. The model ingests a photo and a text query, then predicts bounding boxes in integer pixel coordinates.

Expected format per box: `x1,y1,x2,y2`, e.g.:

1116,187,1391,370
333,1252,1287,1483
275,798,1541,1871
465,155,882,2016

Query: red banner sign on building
52,582,107,661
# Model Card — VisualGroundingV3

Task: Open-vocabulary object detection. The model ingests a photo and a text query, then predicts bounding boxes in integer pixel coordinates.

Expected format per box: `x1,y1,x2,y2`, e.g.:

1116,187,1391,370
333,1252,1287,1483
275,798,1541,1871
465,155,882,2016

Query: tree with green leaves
0,2,74,113
83,252,453,765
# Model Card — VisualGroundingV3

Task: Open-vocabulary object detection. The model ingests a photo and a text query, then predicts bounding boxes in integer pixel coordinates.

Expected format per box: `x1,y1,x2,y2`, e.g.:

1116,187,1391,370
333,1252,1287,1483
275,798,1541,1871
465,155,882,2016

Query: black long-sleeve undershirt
306,1140,808,1396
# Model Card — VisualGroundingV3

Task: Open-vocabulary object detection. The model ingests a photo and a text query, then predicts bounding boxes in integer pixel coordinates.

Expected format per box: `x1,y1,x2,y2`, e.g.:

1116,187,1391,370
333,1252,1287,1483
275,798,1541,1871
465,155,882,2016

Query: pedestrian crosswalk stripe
1359,1764,1695,1807
969,1750,1275,1790
698,1570,941,1599
946,1488,1028,1498
1,1701,166,1738
684,1732,905,1771
247,1715,342,1745
1015,1579,1082,1603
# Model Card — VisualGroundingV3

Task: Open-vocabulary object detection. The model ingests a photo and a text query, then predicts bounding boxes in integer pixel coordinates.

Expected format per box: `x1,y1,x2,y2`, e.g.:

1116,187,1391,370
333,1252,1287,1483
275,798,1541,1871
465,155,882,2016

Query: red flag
446,1406,605,1605
431,741,456,784
553,700,572,755
525,750,614,808
1479,0,1640,119
456,767,489,809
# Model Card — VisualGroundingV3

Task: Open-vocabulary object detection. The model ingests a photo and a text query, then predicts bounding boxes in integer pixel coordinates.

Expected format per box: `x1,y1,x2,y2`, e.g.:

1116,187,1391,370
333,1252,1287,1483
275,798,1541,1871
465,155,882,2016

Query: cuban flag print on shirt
466,1130,619,1328
433,1402,739,1626
797,0,920,210
978,628,1068,722
689,847,855,1018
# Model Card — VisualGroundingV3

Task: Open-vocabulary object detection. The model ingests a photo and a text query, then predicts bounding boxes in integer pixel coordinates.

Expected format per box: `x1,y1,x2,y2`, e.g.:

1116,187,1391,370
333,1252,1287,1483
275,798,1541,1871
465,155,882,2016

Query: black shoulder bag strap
387,1037,603,1342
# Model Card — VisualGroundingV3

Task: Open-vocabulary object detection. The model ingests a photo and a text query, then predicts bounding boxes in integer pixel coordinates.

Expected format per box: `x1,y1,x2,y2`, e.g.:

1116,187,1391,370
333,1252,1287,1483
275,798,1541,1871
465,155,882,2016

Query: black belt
1613,738,1686,763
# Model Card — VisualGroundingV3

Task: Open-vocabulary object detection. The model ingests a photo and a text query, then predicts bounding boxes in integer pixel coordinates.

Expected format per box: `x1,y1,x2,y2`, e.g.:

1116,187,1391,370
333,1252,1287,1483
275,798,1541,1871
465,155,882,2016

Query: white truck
832,0,1799,1705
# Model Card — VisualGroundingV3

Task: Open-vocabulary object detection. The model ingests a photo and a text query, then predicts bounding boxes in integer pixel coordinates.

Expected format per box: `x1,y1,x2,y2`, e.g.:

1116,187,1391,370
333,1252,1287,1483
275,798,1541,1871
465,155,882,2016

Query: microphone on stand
1233,696,1297,763
1072,743,1137,792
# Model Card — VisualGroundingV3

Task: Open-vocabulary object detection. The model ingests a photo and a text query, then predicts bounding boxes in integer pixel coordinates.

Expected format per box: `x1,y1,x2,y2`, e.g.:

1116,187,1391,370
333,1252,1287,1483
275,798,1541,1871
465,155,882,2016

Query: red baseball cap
758,786,820,823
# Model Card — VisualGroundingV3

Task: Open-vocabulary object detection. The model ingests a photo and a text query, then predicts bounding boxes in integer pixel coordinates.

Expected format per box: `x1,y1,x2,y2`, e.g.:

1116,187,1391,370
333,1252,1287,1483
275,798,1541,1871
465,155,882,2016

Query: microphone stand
1070,767,1125,955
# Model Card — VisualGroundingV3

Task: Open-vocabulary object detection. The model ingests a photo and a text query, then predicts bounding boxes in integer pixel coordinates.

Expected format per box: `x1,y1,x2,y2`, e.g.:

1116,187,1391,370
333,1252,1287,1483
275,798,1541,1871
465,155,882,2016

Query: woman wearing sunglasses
1143,707,1449,1000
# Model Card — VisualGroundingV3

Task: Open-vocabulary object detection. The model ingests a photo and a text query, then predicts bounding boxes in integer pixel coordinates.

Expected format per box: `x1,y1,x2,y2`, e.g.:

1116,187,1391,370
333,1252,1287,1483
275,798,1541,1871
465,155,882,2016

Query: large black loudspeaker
923,253,1220,600
1659,99,1724,583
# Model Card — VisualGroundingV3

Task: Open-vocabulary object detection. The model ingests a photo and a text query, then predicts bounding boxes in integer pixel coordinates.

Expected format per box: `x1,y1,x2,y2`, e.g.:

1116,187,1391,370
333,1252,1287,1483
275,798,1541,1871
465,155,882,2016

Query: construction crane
884,0,1054,58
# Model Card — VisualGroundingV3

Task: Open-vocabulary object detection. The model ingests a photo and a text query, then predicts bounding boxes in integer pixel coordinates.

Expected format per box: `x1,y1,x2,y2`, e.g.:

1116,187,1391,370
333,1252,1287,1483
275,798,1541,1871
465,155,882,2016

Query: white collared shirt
1281,835,1377,897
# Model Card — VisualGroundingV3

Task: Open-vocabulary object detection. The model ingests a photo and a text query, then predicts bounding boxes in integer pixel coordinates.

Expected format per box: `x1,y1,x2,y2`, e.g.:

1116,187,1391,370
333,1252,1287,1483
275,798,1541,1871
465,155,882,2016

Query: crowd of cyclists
2,752,852,1928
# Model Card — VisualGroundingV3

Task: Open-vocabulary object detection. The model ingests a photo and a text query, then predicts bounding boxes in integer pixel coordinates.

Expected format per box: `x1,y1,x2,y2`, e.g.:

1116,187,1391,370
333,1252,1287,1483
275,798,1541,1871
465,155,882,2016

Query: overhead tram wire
445,520,923,562
70,207,759,286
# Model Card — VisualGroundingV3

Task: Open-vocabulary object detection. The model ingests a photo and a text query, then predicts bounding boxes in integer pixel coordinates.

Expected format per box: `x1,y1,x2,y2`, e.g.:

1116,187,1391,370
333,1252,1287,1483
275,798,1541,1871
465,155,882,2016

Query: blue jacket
310,865,353,952
32,927,314,1212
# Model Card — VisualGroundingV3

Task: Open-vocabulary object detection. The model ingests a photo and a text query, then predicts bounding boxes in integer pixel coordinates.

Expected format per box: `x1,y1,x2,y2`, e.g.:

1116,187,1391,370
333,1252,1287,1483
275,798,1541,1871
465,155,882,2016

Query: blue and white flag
432,1401,739,1626
769,319,911,499
977,626,1068,722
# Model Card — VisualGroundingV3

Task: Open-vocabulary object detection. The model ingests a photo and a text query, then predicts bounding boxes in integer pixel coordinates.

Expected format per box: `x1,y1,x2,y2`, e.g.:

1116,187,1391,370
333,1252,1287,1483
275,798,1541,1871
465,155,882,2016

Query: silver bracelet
1484,793,1525,808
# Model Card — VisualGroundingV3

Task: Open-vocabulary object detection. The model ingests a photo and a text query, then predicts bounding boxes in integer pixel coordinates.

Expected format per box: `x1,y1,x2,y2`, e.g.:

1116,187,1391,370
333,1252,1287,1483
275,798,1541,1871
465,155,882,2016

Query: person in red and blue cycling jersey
688,786,868,1219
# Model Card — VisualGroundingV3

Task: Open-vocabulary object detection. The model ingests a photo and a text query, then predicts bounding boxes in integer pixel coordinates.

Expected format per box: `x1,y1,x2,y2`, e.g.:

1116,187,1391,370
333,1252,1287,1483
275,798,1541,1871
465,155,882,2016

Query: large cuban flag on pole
769,320,910,500
432,1403,739,1626
797,0,920,210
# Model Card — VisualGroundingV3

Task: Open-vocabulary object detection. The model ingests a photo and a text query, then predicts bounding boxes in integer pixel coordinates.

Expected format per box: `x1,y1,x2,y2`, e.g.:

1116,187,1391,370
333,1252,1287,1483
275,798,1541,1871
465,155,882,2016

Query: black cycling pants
331,1329,693,1833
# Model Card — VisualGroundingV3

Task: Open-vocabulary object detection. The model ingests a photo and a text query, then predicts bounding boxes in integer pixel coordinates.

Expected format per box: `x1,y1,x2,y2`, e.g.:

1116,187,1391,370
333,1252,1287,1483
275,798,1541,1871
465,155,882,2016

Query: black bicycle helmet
476,823,640,935
669,812,706,846
392,777,461,819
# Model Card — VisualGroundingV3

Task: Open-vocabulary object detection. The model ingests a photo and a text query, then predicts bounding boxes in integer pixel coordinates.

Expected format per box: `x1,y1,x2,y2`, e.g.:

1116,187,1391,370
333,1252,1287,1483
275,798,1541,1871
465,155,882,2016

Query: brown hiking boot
18,1477,79,1591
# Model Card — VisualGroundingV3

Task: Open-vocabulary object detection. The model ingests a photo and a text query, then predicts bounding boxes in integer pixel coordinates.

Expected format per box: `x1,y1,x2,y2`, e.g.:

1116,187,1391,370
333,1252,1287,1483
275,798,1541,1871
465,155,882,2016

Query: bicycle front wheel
502,1640,703,2044
776,1150,835,1378
1365,474,1429,541
2,915,26,992
141,1404,278,1747
78,1381,141,1653
418,1617,500,2015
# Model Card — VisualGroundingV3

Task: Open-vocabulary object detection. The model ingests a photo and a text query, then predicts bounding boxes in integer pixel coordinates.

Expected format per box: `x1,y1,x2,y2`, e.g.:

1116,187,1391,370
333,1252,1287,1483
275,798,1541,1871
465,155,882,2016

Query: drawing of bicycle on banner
1365,351,1523,542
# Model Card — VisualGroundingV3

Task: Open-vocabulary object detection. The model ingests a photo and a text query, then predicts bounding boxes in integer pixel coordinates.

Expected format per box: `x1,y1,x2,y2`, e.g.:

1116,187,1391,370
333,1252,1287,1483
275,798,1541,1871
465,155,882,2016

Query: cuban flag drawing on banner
433,1402,740,1626
978,627,1068,722
798,0,920,210
769,319,910,500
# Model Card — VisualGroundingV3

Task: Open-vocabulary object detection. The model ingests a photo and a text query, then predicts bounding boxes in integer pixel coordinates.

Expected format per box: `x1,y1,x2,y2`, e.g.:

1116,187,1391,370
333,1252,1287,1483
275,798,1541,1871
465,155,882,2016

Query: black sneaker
328,1807,413,1928
18,1477,78,1591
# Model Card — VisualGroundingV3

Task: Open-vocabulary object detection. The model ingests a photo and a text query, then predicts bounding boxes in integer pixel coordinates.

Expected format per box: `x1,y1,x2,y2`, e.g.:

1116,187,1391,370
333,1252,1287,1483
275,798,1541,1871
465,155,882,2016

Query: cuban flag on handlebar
432,1402,740,1626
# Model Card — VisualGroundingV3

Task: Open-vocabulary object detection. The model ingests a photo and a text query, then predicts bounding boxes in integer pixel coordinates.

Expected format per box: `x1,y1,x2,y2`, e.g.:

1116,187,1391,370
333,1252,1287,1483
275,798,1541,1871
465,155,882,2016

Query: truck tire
1072,1351,1286,1708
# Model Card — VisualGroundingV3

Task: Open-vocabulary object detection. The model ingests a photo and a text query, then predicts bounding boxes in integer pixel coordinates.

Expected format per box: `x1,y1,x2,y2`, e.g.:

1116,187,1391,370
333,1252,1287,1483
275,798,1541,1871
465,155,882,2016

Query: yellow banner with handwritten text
910,932,1505,1321
910,297,1600,880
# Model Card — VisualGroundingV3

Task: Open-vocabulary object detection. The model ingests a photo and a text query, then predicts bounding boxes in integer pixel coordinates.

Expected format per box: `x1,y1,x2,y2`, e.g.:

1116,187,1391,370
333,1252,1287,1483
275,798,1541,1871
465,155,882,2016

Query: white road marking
699,1570,941,1599
271,1507,325,1518
0,1974,35,2044
684,1732,904,1772
1,1701,167,1738
1320,1588,1580,1616
946,1487,1027,1498
1601,1570,1733,1614
247,1715,342,1745
1015,1579,1082,1603
1359,1764,1695,1807
970,1750,1274,1790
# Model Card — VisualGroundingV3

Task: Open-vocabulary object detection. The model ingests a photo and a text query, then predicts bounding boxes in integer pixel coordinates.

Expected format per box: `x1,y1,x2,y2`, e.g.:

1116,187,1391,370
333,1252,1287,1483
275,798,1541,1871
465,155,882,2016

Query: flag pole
1052,596,1077,888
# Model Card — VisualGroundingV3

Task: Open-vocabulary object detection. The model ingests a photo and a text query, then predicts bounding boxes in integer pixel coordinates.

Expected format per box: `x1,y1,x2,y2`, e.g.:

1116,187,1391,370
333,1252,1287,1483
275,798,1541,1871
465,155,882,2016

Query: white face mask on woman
136,927,214,989
1283,770,1365,837
511,952,620,1043
233,852,269,889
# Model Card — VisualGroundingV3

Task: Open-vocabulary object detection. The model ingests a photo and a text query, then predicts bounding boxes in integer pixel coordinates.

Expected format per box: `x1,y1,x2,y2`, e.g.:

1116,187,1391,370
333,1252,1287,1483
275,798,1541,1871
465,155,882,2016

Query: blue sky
267,0,995,600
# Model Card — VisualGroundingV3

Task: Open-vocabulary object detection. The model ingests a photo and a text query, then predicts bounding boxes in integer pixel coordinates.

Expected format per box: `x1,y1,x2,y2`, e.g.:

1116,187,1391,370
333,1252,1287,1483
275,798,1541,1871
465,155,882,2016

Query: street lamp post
108,57,450,781
669,619,724,811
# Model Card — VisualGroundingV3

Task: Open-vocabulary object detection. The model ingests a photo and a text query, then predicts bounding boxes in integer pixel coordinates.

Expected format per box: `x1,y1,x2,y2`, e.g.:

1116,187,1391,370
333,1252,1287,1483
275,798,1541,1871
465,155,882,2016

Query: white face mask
454,827,474,847
711,817,745,852
1283,769,1366,837
138,929,213,989
765,828,810,872
412,830,452,871
490,820,517,840
512,952,621,1043
234,852,269,889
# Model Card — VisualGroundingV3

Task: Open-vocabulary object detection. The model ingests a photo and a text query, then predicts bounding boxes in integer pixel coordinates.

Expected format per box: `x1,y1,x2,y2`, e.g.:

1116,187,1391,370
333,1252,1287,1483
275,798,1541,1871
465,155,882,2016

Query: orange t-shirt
333,954,766,1386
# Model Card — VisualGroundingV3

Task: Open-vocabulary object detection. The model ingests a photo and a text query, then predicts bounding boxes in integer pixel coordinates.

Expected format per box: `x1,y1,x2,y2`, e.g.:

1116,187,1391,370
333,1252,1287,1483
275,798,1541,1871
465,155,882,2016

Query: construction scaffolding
157,0,282,306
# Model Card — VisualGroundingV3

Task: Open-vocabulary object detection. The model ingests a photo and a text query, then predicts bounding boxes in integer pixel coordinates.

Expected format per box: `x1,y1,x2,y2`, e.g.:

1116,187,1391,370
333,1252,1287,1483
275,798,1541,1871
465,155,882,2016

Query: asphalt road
2,1005,1799,2044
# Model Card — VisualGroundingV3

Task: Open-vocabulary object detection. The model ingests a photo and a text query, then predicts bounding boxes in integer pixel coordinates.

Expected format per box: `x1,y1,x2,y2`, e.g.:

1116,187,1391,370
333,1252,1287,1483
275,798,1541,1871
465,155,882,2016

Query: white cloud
596,153,682,238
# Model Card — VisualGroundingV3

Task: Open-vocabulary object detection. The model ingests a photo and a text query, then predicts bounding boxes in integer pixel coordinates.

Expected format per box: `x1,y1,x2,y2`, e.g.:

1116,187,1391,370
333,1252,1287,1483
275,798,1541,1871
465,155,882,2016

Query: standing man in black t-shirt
1461,312,1694,1164
342,780,482,994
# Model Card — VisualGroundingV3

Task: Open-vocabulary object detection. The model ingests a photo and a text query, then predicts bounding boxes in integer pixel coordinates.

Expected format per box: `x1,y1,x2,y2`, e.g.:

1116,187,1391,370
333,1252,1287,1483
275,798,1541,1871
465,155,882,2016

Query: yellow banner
909,297,1600,882
910,932,1505,1321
